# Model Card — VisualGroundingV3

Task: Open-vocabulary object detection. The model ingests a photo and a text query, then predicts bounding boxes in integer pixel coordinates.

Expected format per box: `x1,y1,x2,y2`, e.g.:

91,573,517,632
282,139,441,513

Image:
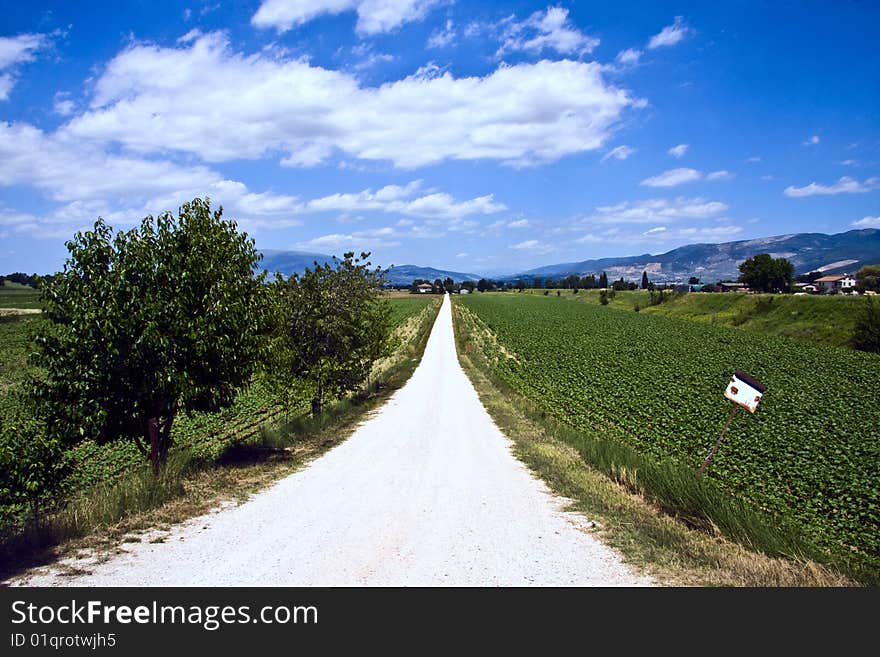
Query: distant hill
259,250,336,276
507,229,880,283
259,250,480,285
383,265,481,286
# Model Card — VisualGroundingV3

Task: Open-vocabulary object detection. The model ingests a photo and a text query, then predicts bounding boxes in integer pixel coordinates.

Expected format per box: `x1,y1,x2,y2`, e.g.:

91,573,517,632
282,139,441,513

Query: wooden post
700,405,740,474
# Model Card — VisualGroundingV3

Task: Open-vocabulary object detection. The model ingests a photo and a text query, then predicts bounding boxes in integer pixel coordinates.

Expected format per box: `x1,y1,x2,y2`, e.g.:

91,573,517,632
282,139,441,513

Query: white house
815,274,857,294
416,283,433,293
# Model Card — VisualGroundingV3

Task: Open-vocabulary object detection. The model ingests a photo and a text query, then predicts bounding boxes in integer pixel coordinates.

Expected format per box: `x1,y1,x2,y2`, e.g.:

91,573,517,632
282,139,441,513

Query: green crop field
457,293,880,577
520,288,866,350
0,283,42,309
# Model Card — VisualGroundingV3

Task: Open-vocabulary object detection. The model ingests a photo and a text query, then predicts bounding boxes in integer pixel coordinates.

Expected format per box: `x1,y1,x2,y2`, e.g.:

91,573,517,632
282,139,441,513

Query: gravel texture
11,294,651,586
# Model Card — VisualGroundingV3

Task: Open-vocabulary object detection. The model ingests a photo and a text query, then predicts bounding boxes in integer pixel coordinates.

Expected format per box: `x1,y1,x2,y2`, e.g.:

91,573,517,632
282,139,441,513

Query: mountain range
260,228,880,285
260,250,480,285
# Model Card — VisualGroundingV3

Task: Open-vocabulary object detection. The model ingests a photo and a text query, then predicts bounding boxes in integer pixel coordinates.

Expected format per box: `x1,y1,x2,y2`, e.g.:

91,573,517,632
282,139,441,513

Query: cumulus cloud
428,19,456,48
496,6,599,57
0,32,53,100
67,31,637,169
852,216,880,228
294,227,402,251
802,135,820,146
641,167,702,187
252,0,441,35
783,176,880,197
648,16,689,49
667,143,688,158
590,197,728,224
615,48,641,65
601,145,635,162
641,167,733,187
510,239,554,254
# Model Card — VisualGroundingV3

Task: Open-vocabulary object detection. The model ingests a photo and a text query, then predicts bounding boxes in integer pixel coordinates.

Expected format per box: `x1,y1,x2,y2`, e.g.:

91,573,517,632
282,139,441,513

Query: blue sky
1,1,878,276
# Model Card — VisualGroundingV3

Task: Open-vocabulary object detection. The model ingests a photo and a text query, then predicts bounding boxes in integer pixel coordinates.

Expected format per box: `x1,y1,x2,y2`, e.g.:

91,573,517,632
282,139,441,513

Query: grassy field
0,282,42,309
457,292,879,583
519,288,866,350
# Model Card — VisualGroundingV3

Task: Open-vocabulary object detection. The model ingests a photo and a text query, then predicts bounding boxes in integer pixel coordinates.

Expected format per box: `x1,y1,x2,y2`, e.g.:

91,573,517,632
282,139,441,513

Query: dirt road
13,294,649,586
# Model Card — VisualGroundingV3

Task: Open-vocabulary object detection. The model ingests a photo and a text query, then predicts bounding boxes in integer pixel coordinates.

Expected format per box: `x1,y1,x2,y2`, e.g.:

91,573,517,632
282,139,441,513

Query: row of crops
457,293,879,574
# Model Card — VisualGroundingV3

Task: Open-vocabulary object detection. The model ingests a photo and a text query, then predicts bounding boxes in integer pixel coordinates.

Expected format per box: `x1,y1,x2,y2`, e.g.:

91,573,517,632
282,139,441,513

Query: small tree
641,271,649,289
599,272,608,289
515,279,526,292
688,276,700,285
270,252,393,417
738,253,794,293
0,409,69,529
34,199,266,475
599,289,609,305
853,297,880,353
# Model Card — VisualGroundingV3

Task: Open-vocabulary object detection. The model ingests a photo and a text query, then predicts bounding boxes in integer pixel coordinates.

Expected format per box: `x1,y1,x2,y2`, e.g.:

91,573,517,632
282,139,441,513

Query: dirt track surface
12,294,650,586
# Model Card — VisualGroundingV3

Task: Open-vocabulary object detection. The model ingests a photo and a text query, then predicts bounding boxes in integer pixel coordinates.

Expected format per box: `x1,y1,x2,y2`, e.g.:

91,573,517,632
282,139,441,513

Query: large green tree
268,252,393,417
34,198,266,474
737,253,795,293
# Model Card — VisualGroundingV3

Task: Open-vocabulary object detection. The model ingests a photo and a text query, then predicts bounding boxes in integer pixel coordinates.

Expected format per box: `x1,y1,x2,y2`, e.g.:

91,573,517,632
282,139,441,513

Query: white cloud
643,226,667,235
510,239,554,254
576,223,741,246
784,176,879,197
591,197,728,224
294,228,402,251
601,145,635,162
851,216,880,228
52,92,75,116
0,32,52,100
668,143,688,158
455,252,468,257
252,0,442,35
496,7,599,57
745,155,762,163
507,218,530,228
839,159,857,166
428,19,456,48
648,17,689,49
615,48,641,65
802,135,820,146
641,167,702,187
641,167,733,187
66,32,638,169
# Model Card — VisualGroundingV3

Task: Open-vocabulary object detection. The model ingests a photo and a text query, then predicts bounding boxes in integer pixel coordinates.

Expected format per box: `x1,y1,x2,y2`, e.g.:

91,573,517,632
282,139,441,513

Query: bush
853,297,880,353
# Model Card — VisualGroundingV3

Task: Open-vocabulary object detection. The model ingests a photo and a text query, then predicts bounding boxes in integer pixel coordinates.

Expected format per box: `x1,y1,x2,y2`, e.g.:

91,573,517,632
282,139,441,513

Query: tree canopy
737,253,795,293
267,252,393,416
34,198,266,474
856,264,880,292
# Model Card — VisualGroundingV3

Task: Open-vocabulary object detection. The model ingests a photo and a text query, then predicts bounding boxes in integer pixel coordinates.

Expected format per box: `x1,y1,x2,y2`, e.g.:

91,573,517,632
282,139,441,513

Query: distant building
718,282,749,293
815,274,856,294
458,288,470,294
416,283,433,293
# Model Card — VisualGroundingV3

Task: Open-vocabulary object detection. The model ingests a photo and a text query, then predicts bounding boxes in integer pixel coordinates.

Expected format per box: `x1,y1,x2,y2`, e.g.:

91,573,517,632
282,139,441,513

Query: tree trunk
311,379,322,417
147,417,160,477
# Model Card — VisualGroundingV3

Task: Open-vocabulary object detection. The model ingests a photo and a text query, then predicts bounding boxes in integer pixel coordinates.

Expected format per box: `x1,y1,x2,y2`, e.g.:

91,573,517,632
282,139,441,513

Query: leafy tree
34,199,266,475
796,270,823,284
599,272,608,289
612,277,630,291
477,278,491,292
853,297,880,353
515,279,526,292
269,252,393,417
433,278,443,294
738,253,795,293
855,264,880,292
688,276,700,285
641,271,650,289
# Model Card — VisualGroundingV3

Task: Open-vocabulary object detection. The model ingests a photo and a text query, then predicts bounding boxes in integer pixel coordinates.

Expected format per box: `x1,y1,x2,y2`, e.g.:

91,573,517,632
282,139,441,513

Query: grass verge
451,299,854,586
1,299,441,582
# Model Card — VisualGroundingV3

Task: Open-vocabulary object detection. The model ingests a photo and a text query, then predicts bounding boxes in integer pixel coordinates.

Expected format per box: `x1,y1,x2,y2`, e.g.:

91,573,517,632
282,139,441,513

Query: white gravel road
11,294,650,586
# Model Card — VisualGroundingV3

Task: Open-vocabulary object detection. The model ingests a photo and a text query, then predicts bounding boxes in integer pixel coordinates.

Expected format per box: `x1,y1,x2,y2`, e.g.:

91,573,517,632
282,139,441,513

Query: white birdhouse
724,370,765,414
